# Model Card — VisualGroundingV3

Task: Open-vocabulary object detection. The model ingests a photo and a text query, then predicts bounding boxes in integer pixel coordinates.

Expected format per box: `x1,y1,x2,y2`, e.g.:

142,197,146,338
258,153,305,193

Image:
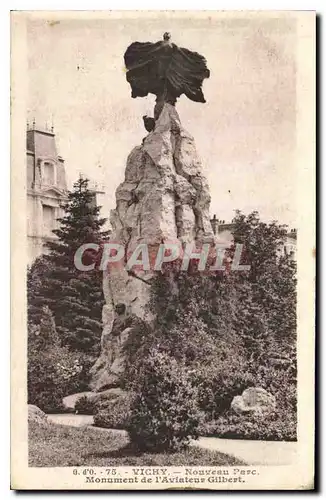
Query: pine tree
31,305,60,350
28,306,84,411
28,177,110,357
27,256,55,325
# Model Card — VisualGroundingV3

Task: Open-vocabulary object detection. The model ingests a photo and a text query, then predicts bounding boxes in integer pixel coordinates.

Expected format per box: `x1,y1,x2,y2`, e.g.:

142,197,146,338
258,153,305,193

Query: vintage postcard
11,10,315,490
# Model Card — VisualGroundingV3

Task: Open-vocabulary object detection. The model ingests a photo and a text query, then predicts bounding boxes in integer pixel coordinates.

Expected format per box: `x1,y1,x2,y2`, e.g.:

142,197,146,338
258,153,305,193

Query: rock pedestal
90,104,214,391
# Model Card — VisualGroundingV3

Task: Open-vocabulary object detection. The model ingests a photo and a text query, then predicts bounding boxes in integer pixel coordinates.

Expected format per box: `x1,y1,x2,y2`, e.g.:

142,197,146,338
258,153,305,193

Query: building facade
27,124,68,264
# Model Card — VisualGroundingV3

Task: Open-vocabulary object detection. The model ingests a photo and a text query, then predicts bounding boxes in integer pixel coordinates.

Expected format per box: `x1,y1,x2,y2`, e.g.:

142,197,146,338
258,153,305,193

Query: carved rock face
90,104,213,391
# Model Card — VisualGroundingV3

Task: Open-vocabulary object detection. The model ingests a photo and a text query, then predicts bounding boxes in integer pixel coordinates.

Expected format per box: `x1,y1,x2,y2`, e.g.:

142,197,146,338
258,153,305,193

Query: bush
199,408,297,441
117,213,297,444
93,394,132,429
75,396,95,415
128,349,202,452
28,309,84,413
193,352,255,419
28,344,84,413
197,363,297,441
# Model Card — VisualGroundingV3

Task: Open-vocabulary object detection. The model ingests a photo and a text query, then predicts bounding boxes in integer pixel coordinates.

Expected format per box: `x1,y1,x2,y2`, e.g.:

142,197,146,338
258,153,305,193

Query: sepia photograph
10,10,315,490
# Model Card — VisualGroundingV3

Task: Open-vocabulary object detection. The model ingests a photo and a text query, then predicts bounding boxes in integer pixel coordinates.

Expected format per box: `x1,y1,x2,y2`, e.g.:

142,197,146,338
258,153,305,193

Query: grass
28,420,246,467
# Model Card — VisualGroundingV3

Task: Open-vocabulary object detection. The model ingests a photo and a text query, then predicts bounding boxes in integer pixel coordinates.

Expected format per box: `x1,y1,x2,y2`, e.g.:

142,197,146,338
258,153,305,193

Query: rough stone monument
90,34,214,392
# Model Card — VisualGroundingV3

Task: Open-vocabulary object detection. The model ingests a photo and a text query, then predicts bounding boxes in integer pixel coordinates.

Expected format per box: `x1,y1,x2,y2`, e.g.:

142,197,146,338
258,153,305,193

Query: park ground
29,416,297,467
28,419,246,468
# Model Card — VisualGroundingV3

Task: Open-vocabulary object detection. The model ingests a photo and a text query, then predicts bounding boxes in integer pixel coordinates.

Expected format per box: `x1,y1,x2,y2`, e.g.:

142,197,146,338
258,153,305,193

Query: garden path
47,414,297,466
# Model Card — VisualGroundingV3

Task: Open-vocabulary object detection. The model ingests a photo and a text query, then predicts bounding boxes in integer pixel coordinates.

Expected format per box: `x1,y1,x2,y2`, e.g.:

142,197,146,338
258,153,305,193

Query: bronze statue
124,33,210,126
142,115,156,132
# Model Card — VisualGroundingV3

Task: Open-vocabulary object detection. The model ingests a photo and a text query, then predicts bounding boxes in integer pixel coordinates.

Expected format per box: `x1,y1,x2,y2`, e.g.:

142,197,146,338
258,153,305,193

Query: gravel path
48,414,94,427
191,437,297,465
47,414,297,465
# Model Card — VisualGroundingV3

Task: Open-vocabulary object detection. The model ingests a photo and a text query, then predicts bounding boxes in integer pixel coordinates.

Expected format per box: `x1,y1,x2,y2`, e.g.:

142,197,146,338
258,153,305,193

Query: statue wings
124,41,210,103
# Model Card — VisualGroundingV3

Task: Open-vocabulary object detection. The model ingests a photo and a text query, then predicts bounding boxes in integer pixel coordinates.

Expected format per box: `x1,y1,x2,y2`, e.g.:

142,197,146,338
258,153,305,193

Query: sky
27,12,297,228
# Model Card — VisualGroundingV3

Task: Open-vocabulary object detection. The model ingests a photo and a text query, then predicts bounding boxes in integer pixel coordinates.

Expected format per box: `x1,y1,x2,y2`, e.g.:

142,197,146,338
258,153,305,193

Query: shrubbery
121,212,297,444
28,307,84,412
193,355,256,419
27,209,297,446
193,348,296,441
93,394,133,429
28,348,83,412
128,349,202,452
198,408,297,441
75,396,95,415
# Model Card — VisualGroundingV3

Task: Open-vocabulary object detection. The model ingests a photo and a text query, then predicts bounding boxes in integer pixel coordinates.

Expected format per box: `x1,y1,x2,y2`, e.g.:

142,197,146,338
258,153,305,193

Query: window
42,205,56,236
43,161,55,185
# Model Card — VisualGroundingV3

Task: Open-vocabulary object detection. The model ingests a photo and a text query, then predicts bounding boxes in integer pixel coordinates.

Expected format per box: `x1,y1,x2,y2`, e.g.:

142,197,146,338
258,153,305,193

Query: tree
27,256,54,326
28,177,110,356
231,210,297,359
129,349,202,452
122,211,297,441
231,210,289,282
28,306,84,412
233,280,271,367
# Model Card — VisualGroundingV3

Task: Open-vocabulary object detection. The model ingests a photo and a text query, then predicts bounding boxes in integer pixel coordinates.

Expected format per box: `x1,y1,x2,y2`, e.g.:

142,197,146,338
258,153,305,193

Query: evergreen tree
28,177,110,356
30,305,60,350
28,306,84,411
27,256,54,325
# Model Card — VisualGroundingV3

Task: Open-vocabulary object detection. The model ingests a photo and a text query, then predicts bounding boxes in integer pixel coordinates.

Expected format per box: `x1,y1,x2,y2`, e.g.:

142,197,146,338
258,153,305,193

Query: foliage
128,349,202,452
123,304,218,384
231,210,289,281
28,307,84,412
122,211,297,442
27,177,109,356
27,256,55,326
199,407,297,441
198,361,297,441
193,354,256,419
74,396,95,415
231,210,297,368
93,395,133,429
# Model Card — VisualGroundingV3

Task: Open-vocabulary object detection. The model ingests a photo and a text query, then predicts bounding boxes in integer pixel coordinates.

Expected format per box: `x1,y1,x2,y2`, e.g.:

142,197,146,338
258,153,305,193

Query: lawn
28,420,246,467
